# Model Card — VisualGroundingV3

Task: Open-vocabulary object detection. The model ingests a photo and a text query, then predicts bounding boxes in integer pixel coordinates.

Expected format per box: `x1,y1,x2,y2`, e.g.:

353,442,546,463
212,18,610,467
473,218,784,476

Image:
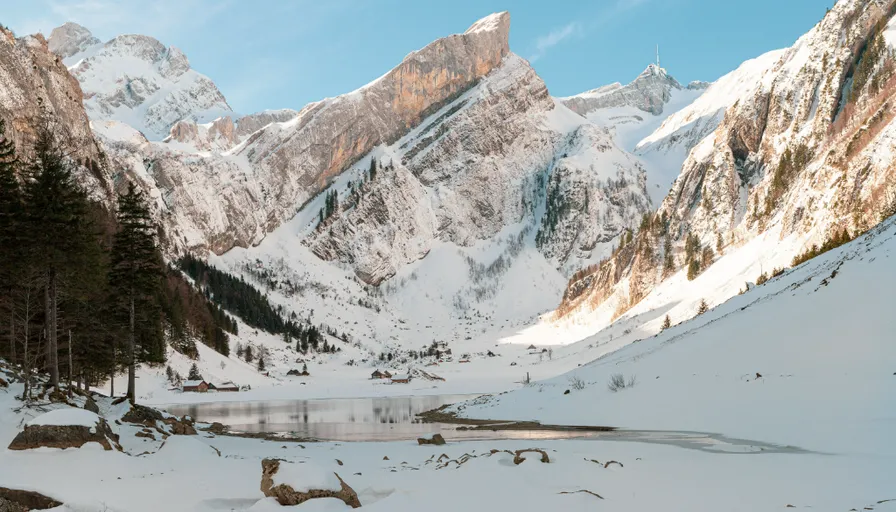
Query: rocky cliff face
559,0,896,323
0,27,111,199
48,23,232,140
100,12,523,256
53,12,650,287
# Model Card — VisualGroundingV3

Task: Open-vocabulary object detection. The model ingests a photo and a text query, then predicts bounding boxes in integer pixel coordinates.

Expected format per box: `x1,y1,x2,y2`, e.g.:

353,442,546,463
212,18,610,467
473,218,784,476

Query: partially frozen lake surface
164,395,809,454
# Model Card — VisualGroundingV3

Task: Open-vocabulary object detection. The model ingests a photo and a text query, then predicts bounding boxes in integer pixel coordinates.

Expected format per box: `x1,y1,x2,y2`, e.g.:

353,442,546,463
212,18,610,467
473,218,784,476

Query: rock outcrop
8,413,120,451
0,488,62,511
260,459,361,508
417,433,446,445
0,27,110,199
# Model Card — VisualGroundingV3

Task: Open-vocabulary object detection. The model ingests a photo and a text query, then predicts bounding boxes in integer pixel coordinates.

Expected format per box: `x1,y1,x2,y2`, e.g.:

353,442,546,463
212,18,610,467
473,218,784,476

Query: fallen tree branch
559,490,604,500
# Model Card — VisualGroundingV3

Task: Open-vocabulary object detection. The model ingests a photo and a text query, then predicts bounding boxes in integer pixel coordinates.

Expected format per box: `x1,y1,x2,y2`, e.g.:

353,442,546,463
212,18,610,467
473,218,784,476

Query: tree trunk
67,329,73,398
21,293,30,401
45,270,59,389
127,293,135,404
8,297,15,365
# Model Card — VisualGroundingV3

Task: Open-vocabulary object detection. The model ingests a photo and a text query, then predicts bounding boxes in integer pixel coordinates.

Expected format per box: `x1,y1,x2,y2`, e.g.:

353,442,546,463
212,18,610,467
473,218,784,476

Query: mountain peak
464,12,510,36
635,63,682,89
48,22,100,59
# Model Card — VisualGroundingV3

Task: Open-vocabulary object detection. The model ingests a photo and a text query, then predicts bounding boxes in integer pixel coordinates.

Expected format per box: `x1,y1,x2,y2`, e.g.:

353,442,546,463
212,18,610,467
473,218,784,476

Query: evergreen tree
661,315,672,331
368,158,377,181
23,122,92,390
662,235,675,277
256,354,266,372
0,119,21,364
244,344,254,363
108,183,163,403
687,259,700,281
188,362,202,381
697,299,708,315
302,362,308,374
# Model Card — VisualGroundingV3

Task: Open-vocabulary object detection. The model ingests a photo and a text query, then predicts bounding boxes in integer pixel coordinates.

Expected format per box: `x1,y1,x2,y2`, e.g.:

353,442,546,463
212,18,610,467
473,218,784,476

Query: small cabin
206,382,217,391
391,374,410,384
382,370,393,379
182,380,208,393
217,381,239,392
527,344,537,350
370,370,384,379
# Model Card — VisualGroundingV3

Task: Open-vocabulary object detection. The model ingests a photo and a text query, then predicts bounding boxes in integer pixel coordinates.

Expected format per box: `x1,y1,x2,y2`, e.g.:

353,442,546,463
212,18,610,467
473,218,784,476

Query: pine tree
0,119,21,364
368,158,377,181
661,315,671,331
687,259,700,281
108,183,163,403
256,354,266,372
23,122,92,390
697,299,708,315
244,344,254,363
662,235,675,277
188,362,202,381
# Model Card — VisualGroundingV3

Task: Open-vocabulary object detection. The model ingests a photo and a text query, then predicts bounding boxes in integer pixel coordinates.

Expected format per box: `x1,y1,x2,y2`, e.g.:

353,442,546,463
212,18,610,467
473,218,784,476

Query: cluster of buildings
181,380,241,393
370,370,410,384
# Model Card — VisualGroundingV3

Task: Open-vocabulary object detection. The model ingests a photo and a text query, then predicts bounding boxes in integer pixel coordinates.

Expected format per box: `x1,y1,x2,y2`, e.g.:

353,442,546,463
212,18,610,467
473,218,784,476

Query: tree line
0,117,243,404
0,118,164,403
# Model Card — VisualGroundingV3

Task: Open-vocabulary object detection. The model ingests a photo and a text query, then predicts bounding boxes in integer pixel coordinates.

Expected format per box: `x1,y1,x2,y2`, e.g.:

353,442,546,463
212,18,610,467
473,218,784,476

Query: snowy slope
631,49,787,198
456,214,896,457
560,65,707,203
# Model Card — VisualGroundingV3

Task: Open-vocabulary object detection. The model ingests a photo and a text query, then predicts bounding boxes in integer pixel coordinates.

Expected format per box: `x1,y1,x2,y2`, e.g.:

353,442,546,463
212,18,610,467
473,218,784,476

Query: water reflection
165,395,489,442
163,396,811,453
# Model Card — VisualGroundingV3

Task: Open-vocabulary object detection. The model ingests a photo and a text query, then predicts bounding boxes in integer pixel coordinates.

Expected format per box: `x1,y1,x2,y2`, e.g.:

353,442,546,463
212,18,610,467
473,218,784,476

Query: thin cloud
12,0,234,40
529,22,581,63
528,0,657,64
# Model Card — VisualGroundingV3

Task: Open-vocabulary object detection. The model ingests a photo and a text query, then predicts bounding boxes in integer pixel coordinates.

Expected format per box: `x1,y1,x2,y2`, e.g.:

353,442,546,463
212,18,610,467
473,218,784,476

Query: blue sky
6,0,834,115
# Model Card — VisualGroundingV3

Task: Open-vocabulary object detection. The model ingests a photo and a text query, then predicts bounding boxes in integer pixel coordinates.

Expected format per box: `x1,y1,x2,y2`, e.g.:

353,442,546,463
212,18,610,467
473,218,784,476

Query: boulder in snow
83,395,99,414
7,409,120,451
417,433,446,446
259,458,361,508
0,487,62,511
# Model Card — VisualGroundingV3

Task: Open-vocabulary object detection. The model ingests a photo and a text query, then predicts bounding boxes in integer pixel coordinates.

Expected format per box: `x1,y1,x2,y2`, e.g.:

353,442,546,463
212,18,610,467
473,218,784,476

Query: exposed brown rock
7,417,120,451
121,403,165,425
0,488,62,511
417,433,446,446
83,395,99,414
259,459,361,508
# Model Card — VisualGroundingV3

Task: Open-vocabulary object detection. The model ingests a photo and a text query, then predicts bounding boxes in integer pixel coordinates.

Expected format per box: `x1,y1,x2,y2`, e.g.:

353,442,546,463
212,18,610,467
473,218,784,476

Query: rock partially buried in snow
83,395,99,414
8,409,120,451
417,433,446,446
260,458,361,508
0,487,62,511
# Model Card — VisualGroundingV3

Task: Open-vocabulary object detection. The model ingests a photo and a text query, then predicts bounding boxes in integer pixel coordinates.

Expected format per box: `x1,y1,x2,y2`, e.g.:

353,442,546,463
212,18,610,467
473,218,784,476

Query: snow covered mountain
552,0,896,349
560,64,708,203
82,13,651,283
48,22,232,140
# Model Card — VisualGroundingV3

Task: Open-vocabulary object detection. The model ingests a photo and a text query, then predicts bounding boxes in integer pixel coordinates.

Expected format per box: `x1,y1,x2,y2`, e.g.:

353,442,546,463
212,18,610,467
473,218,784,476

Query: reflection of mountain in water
165,395,475,441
